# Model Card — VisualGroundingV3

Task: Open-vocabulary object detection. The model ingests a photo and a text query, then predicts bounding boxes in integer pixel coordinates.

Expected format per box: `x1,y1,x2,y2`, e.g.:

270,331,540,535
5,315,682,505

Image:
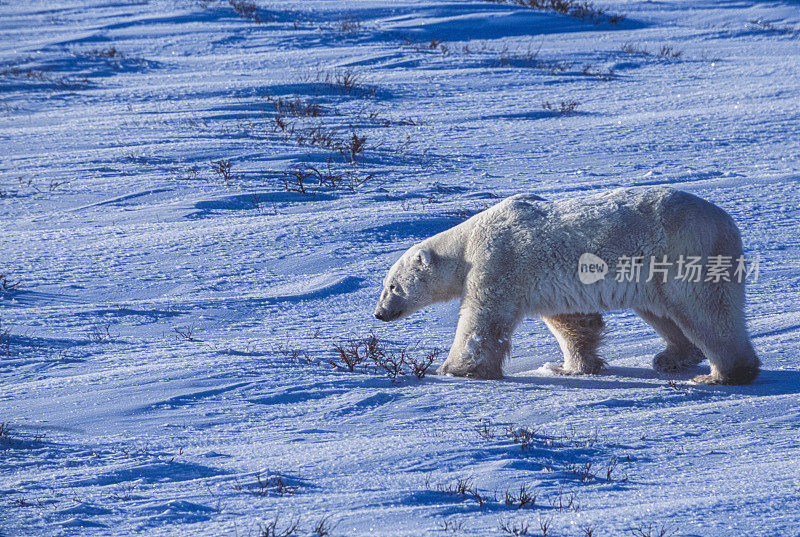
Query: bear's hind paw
690,373,723,384
653,348,704,373
543,362,602,376
692,365,759,385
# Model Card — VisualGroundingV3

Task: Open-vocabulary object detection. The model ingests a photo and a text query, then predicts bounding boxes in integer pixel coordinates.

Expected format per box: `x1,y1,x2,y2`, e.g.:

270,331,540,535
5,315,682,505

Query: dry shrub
330,332,442,379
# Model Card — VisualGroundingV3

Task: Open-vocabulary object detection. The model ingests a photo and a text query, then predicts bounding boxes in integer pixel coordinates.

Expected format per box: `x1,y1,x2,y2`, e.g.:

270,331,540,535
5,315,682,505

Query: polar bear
374,187,760,385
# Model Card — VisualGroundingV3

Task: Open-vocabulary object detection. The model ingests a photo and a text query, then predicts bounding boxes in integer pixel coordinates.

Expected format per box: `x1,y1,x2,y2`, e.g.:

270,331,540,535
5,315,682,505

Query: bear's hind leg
669,307,759,385
635,309,705,373
543,313,606,375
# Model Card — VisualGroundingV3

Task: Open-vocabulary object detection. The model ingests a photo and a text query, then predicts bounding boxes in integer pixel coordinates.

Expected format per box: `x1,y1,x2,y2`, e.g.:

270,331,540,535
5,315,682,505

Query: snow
1,0,799,535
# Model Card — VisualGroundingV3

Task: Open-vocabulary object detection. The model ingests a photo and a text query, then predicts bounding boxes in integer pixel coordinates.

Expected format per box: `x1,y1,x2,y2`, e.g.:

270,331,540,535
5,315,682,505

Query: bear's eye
389,284,396,292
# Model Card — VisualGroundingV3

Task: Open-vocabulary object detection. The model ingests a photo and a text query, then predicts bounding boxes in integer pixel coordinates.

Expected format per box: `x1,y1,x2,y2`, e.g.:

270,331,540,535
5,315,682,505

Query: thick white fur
374,187,760,384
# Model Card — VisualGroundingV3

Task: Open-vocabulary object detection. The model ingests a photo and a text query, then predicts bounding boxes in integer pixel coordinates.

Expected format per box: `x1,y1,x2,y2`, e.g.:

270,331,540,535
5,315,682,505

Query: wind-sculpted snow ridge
1,0,799,535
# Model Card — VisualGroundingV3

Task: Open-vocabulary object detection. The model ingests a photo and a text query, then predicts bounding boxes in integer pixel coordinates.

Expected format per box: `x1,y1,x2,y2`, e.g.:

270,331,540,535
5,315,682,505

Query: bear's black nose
374,312,385,321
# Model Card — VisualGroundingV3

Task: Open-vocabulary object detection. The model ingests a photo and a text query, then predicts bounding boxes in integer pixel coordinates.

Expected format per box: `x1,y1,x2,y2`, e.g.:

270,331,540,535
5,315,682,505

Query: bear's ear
416,248,432,267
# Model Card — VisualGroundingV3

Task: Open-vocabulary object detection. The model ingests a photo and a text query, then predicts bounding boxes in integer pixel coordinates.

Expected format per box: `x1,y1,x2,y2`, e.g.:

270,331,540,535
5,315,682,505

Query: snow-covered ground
2,0,800,535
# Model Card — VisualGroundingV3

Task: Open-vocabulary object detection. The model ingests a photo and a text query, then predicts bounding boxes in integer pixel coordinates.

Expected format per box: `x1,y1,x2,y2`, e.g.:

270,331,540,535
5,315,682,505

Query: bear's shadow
505,366,800,397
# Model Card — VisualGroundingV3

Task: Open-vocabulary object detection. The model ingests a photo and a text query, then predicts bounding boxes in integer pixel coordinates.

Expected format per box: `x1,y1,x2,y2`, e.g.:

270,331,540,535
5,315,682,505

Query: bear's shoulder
482,187,693,226
550,186,682,216
507,193,547,203
498,193,549,212
487,194,551,223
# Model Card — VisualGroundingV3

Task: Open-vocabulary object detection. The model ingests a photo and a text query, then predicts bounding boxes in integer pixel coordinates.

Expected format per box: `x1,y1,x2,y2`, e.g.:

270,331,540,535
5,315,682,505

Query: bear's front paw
437,360,476,378
437,359,502,380
435,363,456,377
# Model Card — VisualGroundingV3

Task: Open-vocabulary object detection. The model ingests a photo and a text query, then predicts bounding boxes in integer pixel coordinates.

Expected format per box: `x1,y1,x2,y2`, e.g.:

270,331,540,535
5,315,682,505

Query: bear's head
374,247,439,322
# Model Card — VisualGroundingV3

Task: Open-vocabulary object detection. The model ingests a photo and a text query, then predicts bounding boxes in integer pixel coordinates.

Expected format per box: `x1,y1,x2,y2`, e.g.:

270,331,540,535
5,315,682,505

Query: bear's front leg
437,300,520,380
